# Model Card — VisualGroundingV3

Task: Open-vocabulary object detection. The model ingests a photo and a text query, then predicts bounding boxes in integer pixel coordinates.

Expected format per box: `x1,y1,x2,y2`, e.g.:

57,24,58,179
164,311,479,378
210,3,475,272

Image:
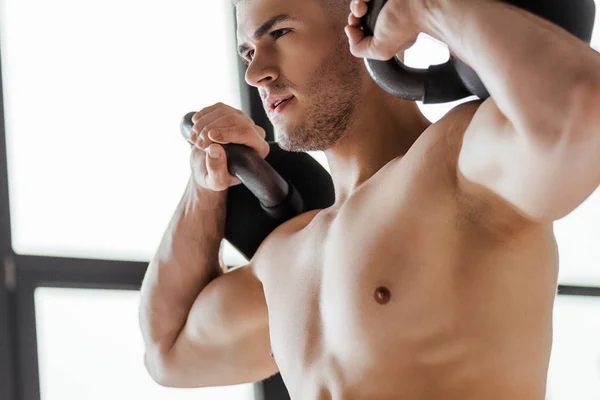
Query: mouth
270,96,294,116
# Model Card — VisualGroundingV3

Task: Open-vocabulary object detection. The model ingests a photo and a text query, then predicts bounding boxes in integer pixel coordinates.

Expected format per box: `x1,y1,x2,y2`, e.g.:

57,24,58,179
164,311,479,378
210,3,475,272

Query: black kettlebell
181,113,335,260
363,0,596,103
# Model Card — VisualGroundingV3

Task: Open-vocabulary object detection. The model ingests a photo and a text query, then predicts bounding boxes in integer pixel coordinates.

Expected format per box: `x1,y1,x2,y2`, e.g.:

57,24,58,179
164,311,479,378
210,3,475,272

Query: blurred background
0,1,599,399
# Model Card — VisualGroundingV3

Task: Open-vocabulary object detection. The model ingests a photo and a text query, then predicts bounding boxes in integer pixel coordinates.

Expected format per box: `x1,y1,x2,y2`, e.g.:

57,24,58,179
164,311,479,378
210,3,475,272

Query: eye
244,50,255,65
244,29,291,66
271,28,291,39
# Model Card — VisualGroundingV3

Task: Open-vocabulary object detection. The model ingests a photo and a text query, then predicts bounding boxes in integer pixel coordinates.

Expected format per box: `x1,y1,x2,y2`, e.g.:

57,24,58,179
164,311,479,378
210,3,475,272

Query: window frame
0,5,282,400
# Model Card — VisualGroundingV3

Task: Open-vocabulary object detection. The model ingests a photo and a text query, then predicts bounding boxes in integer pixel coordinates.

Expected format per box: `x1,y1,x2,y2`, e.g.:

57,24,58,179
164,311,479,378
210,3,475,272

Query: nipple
374,287,391,305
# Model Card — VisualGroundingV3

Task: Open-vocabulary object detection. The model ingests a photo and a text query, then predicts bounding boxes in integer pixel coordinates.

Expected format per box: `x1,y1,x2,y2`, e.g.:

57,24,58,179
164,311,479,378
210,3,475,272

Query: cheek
282,37,338,86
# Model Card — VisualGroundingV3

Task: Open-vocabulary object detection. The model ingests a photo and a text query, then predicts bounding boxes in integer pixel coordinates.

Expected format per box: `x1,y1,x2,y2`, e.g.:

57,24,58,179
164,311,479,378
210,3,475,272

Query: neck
324,79,431,207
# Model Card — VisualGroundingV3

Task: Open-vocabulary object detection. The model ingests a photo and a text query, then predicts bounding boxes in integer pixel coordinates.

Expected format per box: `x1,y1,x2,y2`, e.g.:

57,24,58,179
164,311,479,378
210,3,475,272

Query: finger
205,144,242,190
189,124,212,151
189,145,209,188
193,109,242,138
195,111,248,149
189,129,199,145
193,114,247,151
348,13,362,28
192,103,223,125
350,0,369,18
190,143,205,167
255,125,267,140
208,126,270,159
194,130,210,151
196,115,265,154
205,144,231,191
345,24,368,57
192,102,242,124
196,113,245,136
346,24,395,60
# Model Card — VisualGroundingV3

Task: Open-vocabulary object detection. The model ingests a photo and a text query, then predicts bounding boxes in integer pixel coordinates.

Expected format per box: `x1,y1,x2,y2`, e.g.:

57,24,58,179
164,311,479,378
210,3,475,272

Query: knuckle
198,127,208,140
192,112,203,123
208,128,223,142
256,126,266,139
246,127,259,143
261,141,270,158
193,106,213,122
230,113,245,123
192,123,203,136
195,133,206,148
220,115,237,126
225,126,242,141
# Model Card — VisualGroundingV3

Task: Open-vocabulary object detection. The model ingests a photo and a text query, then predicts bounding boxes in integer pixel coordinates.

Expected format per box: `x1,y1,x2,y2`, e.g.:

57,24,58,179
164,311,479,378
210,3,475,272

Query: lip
270,97,294,116
265,95,295,114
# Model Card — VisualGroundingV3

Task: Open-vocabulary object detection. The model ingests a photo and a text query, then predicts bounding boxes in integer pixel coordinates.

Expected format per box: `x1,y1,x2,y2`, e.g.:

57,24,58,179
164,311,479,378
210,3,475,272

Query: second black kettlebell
362,0,596,103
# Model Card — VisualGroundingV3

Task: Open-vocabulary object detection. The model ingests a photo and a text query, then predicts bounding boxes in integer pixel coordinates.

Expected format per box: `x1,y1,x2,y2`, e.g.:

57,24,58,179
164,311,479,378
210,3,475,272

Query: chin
274,132,298,152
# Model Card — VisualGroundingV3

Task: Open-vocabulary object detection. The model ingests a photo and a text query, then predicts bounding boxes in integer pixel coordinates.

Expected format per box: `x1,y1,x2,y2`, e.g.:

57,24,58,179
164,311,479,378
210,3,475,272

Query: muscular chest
260,169,467,387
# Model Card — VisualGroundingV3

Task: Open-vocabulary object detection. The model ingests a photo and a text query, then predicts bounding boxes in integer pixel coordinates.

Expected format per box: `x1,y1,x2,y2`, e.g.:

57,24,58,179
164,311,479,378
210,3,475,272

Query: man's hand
345,0,427,60
189,103,270,192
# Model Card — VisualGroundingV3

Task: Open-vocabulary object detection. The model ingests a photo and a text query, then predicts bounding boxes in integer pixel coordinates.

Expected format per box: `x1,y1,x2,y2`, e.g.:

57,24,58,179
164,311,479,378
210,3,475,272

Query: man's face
236,0,363,151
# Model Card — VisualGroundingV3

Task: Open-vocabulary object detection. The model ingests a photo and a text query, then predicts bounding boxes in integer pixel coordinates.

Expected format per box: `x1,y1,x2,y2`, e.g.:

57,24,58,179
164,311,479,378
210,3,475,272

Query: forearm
139,175,227,354
422,0,600,139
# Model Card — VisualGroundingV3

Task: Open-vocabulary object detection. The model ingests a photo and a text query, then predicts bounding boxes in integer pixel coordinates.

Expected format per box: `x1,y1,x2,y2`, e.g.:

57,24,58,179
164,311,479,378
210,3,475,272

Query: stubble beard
275,36,363,152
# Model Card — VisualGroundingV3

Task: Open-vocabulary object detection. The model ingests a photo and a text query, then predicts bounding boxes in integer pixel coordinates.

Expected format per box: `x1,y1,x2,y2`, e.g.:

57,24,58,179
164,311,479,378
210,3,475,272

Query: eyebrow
237,13,296,58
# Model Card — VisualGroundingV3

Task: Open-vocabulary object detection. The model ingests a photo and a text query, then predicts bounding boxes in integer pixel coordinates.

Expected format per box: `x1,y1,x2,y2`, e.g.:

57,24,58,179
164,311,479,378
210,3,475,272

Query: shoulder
249,209,323,280
388,101,544,236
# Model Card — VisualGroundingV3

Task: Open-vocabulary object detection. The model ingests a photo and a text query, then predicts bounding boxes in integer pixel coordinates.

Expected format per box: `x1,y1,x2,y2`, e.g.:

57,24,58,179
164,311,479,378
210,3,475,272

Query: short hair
233,0,350,23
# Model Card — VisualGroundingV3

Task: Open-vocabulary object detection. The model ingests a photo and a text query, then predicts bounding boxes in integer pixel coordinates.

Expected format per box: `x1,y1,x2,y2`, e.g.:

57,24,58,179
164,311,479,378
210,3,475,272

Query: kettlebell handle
362,0,472,104
363,0,596,103
181,112,305,220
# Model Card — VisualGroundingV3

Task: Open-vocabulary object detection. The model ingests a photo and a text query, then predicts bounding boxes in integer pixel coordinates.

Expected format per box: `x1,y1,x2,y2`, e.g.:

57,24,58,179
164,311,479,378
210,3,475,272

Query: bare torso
252,103,559,400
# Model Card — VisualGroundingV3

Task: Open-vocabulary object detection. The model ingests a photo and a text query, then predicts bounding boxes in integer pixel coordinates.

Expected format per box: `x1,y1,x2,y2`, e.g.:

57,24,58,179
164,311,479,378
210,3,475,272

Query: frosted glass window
553,0,600,288
555,190,600,286
2,0,599,269
547,296,600,400
34,287,256,400
554,0,599,287
0,0,242,262
593,3,600,51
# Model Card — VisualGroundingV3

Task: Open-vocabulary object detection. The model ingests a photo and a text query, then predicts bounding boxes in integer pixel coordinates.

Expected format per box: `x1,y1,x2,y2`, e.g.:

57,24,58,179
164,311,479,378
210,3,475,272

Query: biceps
458,97,597,222
155,266,276,387
184,267,268,346
161,321,277,388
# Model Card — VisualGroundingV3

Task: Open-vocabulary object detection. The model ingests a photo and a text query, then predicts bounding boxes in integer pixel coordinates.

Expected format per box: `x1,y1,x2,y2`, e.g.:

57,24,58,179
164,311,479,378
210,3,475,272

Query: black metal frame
0,40,17,397
0,5,599,400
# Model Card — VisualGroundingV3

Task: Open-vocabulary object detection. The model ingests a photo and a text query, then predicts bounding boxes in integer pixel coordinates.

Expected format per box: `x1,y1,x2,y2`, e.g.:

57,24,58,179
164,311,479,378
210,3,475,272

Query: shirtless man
139,0,600,398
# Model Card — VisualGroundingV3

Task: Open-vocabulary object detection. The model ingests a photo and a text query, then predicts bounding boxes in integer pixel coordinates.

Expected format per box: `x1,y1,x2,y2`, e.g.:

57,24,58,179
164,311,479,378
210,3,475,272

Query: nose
245,49,279,88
